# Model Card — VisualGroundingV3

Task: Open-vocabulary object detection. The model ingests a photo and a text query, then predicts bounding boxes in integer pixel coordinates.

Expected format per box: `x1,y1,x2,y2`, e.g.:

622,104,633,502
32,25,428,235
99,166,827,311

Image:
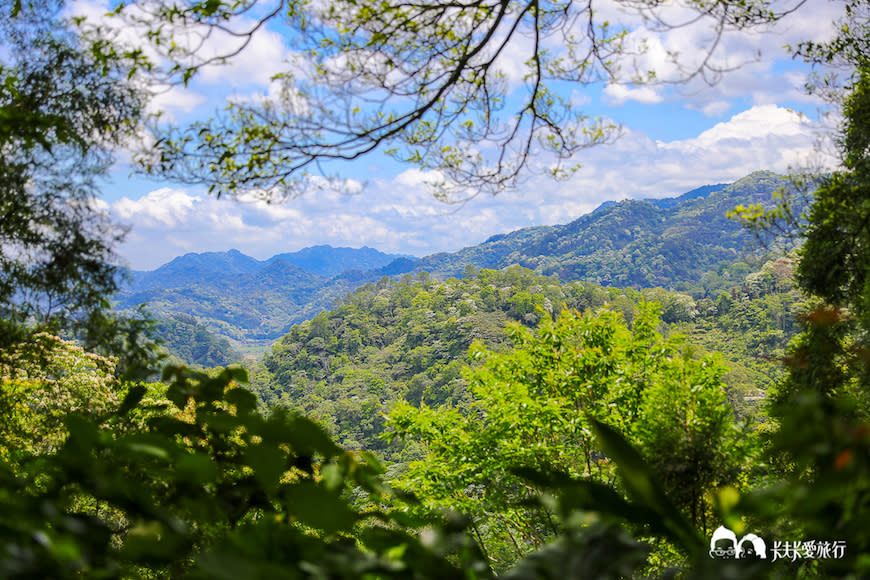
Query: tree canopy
0,0,144,346
93,0,810,200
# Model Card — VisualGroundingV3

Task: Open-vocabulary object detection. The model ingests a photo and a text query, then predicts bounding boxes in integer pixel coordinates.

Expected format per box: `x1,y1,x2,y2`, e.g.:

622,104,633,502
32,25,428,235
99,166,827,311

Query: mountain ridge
117,170,794,349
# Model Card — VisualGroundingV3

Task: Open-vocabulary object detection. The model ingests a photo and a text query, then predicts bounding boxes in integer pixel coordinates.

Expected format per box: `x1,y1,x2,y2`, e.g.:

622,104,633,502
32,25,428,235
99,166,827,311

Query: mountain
117,246,411,351
381,171,789,288
252,255,804,457
647,183,728,209
118,171,794,350
130,249,263,290
129,246,409,291
268,245,415,277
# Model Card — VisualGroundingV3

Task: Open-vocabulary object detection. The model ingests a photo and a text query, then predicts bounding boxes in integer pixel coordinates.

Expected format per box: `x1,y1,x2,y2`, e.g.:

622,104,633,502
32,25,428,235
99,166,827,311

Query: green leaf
261,412,343,458
284,481,357,534
590,419,701,554
119,433,180,461
225,387,257,415
245,443,287,494
118,384,147,415
176,453,219,486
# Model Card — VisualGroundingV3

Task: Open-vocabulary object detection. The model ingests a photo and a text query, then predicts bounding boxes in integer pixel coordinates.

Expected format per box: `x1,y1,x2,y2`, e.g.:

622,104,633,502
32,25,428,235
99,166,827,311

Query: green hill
252,256,805,459
117,246,408,348
154,314,242,367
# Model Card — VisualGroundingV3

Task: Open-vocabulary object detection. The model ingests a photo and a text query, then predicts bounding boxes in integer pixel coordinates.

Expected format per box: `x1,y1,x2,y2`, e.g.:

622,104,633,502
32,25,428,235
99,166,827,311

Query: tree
0,333,122,463
96,0,808,201
0,1,161,372
749,68,870,578
0,366,495,579
386,305,747,571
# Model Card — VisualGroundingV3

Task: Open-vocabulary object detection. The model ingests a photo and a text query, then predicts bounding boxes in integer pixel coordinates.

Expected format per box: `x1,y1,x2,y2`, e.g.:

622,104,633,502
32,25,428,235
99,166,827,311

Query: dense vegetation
252,255,804,456
3,0,870,578
153,314,242,368
387,304,750,572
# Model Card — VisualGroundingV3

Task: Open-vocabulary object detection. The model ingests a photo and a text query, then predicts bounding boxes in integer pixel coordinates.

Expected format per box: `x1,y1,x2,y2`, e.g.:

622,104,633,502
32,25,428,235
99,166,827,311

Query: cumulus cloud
148,85,208,121
78,0,846,269
70,0,291,90
114,188,198,227
556,104,834,200
603,84,664,105
695,100,732,117
194,25,292,87
666,105,809,149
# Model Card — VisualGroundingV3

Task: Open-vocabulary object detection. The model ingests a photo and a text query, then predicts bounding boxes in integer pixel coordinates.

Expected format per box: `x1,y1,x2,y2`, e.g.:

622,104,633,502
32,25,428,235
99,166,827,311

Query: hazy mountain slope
130,249,264,290
268,245,414,277
118,246,409,345
391,171,789,287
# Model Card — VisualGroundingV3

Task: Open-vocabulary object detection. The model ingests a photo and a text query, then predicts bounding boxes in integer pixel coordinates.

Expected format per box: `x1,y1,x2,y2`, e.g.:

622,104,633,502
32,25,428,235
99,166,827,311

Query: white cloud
394,168,444,189
195,25,291,87
664,105,810,150
590,0,844,110
70,0,291,90
694,100,732,117
114,188,198,227
113,103,836,271
568,104,834,199
148,85,208,121
603,84,664,105
88,1,848,270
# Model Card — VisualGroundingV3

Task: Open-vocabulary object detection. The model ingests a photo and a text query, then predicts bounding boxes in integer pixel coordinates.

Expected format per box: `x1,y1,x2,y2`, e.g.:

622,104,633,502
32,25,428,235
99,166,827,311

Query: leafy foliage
748,68,870,578
99,0,806,200
0,333,121,462
386,306,748,570
255,268,650,457
255,255,805,460
0,366,493,579
0,0,142,337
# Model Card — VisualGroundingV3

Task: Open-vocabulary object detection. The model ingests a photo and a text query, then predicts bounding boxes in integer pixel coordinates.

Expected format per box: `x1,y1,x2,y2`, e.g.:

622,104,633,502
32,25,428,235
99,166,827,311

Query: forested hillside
402,172,791,287
153,314,242,368
253,255,805,458
116,246,408,346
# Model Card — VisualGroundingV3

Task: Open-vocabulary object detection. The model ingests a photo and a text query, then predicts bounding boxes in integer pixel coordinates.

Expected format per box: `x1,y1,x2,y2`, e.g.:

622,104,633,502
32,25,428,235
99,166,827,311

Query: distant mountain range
381,172,782,287
117,170,794,357
130,245,412,290
118,246,410,347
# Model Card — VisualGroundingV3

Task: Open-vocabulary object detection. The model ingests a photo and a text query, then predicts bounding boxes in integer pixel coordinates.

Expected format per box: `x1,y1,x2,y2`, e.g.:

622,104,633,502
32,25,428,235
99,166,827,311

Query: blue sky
75,0,845,270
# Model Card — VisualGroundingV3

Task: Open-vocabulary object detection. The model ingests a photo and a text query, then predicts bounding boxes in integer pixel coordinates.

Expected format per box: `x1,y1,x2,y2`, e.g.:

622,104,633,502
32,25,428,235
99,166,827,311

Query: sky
75,0,846,271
